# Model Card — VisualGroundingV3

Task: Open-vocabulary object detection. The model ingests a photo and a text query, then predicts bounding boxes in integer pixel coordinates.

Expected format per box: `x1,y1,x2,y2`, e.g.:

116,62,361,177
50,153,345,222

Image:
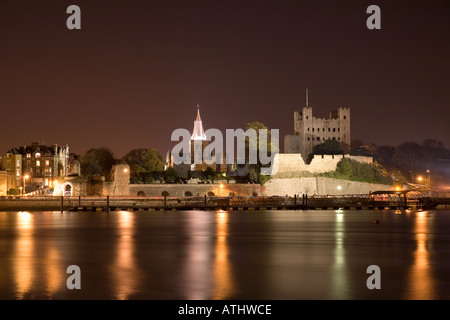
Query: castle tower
284,93,351,161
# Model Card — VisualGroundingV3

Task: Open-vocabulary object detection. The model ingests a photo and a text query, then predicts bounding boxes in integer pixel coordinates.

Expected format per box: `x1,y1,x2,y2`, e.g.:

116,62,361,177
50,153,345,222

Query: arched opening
228,192,236,197
64,184,72,197
252,192,258,197
207,191,215,197
162,191,170,197
137,191,145,196
184,191,193,196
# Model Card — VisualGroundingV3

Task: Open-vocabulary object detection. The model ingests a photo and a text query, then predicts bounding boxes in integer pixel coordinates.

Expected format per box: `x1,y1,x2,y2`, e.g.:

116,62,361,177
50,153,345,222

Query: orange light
220,184,224,188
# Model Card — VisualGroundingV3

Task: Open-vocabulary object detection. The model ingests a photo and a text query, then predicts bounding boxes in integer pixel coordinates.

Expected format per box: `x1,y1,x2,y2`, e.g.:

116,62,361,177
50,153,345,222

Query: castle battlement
287,104,351,161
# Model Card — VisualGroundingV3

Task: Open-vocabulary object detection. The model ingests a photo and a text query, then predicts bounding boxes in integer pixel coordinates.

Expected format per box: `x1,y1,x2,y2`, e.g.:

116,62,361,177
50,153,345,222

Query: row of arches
136,191,259,197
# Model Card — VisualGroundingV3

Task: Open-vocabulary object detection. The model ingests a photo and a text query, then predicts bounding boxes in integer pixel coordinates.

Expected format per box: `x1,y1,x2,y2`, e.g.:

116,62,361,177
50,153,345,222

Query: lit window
36,160,40,167
26,153,31,158
16,160,20,167
16,169,20,177
45,160,50,166
35,153,41,158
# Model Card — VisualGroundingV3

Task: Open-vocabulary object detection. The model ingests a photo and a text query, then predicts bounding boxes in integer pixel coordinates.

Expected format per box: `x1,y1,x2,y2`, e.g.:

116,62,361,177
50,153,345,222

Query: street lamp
23,174,29,194
427,169,431,196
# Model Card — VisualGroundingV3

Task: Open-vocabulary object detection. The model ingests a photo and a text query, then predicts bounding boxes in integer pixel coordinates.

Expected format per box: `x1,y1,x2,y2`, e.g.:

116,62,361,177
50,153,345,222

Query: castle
284,100,351,161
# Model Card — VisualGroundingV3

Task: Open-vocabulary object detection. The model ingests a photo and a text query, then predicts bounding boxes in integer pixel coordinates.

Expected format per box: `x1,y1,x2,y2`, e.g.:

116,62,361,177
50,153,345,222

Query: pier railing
1,194,448,211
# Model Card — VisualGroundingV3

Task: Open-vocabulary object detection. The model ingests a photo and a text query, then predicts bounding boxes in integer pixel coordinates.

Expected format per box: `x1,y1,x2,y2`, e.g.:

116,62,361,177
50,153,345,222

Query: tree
241,121,279,183
313,139,343,155
122,148,164,183
81,148,116,178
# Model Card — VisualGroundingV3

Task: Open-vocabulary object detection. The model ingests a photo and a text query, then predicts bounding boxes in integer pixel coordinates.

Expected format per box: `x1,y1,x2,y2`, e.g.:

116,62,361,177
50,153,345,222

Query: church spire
191,105,206,140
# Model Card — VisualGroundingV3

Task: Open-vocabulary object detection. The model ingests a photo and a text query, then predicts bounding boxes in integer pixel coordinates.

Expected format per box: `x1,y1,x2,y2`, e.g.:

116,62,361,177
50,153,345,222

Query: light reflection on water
406,211,435,300
213,210,234,299
111,210,141,300
14,212,34,299
0,209,449,300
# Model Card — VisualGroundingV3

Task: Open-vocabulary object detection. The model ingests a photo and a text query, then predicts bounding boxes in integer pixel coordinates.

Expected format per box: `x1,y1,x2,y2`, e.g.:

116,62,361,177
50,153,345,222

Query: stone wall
0,170,7,196
129,183,261,197
262,177,392,196
271,153,373,177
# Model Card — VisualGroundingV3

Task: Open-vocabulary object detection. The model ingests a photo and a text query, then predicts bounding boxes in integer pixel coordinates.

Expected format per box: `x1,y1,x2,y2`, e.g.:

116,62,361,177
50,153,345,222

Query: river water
0,209,449,300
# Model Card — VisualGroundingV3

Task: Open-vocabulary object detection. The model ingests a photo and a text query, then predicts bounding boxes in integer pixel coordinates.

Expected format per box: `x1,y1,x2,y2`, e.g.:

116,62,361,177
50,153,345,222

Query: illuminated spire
191,105,206,140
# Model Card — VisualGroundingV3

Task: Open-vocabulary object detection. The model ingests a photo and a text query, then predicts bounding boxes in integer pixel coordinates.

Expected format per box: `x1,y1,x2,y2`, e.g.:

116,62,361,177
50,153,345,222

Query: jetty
0,193,449,212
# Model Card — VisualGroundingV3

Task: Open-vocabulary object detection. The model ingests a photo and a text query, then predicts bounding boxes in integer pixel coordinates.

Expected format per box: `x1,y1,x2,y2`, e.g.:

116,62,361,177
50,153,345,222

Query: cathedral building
168,107,227,178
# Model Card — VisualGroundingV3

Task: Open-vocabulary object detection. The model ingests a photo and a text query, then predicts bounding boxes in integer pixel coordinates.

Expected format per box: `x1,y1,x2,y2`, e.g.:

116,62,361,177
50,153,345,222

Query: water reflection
111,211,141,299
406,211,436,299
213,210,234,299
42,214,63,298
181,212,214,299
331,211,349,299
14,212,34,299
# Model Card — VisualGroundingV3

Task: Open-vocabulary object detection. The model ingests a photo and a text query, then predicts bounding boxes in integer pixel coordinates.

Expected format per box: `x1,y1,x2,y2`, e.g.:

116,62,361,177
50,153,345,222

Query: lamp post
427,169,431,197
23,175,29,194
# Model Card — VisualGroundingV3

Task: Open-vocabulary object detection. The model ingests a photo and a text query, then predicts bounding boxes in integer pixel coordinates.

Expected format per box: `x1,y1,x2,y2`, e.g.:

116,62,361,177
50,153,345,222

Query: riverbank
0,195,448,211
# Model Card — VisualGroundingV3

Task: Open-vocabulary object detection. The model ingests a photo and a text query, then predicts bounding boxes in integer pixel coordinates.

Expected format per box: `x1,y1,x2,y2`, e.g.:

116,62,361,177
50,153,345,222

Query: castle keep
284,106,351,161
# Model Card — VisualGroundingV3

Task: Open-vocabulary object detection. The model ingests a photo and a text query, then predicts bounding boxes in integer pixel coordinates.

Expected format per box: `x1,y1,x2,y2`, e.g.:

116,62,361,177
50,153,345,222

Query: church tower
191,106,207,141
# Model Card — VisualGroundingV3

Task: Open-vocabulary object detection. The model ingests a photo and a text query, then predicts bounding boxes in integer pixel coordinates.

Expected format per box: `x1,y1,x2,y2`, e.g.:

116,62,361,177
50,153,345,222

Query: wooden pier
1,193,448,212
62,194,450,212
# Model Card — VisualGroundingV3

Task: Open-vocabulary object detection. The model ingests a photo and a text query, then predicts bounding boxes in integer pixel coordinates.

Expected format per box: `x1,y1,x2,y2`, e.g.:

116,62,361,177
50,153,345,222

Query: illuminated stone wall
271,153,373,177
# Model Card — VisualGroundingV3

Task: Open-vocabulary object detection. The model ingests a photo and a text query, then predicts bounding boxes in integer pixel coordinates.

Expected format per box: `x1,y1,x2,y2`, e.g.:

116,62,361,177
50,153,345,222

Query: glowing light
337,186,342,190
417,176,423,182
123,168,128,173
220,184,224,188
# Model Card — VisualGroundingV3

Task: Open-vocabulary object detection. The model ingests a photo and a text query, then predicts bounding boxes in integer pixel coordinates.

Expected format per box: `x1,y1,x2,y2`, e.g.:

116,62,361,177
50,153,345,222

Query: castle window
35,153,41,158
317,128,320,132
307,128,310,131
312,128,314,132
16,160,20,167
307,137,310,141
36,160,40,167
328,128,330,132
338,128,340,132
338,137,340,141
317,137,320,141
332,137,336,140
306,116,309,119
333,128,336,132
45,160,50,166
323,128,325,132
344,116,347,119
26,153,31,158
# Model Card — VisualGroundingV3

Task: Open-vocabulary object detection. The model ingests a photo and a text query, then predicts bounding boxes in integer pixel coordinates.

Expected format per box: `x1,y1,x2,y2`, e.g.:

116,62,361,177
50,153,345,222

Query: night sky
1,1,449,158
